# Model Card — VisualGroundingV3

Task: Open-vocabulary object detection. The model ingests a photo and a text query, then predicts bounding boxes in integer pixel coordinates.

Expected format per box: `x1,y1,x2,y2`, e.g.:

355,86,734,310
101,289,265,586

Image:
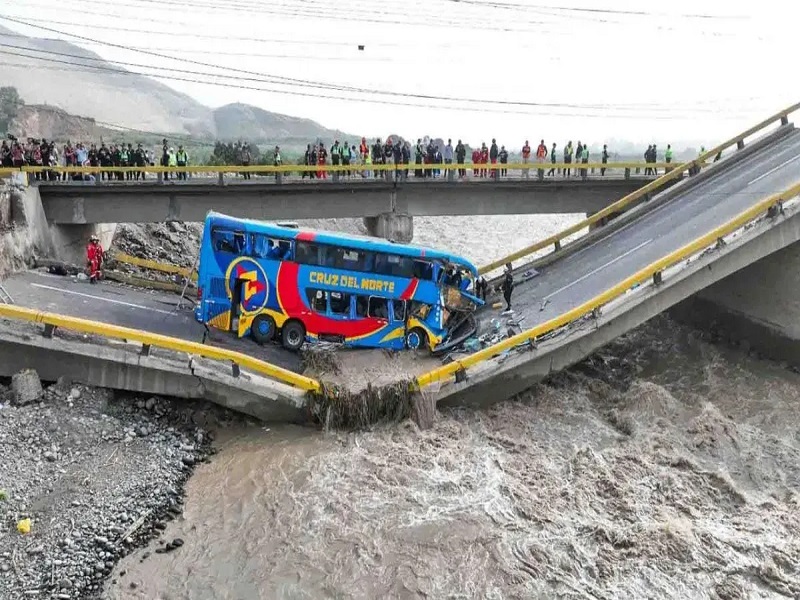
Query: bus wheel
251,314,276,344
281,320,306,351
405,328,427,351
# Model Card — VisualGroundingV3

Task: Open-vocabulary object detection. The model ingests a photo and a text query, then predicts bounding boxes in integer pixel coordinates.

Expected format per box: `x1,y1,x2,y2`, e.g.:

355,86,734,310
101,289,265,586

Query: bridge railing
0,160,675,182
415,179,800,391
0,304,321,393
478,101,800,275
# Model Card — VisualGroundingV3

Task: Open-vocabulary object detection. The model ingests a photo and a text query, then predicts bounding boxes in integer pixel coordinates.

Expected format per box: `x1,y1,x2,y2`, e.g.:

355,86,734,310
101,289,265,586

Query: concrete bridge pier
671,240,800,366
363,212,414,243
2,182,116,269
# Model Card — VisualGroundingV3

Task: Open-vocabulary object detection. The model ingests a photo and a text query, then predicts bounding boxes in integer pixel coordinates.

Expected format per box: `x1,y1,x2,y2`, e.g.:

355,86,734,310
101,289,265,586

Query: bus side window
212,229,241,255
278,240,293,261
295,241,314,264
336,248,364,271
410,301,431,319
329,292,351,316
391,300,406,322
355,296,368,318
305,289,327,313
368,297,389,320
412,260,433,280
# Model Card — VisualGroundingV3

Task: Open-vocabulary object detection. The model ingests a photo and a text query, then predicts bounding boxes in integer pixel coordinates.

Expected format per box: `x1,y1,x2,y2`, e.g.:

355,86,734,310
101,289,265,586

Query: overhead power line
0,50,756,122
0,16,744,114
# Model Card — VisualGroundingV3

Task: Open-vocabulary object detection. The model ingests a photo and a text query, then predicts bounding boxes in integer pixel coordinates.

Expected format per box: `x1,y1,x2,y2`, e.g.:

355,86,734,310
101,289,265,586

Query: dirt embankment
0,370,244,600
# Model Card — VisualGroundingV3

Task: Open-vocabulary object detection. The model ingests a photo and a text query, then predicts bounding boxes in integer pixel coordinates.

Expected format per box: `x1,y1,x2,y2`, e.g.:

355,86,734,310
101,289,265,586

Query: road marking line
748,154,800,186
29,283,174,315
544,238,653,300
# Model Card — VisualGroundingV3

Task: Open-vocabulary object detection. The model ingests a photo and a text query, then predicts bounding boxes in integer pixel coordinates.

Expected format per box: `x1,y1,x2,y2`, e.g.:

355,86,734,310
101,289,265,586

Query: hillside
212,103,352,143
0,25,213,137
0,25,358,144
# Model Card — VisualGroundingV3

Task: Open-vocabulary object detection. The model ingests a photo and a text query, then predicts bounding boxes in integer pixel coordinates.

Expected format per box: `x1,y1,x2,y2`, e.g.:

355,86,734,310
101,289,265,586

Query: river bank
0,374,243,600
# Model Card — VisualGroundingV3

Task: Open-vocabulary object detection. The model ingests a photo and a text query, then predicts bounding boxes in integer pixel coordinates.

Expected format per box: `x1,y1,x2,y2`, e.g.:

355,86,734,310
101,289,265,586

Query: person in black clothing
455,139,466,177
401,142,410,178
489,139,499,179
499,145,508,177
475,275,487,301
501,263,514,312
601,144,609,176
414,139,424,178
392,142,402,180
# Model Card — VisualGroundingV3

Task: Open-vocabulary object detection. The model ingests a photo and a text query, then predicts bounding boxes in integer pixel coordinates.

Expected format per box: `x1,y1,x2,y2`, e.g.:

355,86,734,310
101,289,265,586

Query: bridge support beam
363,212,414,243
1,183,116,271
671,240,800,366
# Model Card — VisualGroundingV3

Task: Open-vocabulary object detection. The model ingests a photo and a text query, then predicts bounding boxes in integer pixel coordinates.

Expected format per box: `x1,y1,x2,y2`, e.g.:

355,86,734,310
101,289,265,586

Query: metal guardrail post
737,140,745,150
537,167,544,181
782,115,790,126
218,172,224,185
157,172,163,184
332,169,339,182
447,166,454,182
276,172,283,185
624,168,630,180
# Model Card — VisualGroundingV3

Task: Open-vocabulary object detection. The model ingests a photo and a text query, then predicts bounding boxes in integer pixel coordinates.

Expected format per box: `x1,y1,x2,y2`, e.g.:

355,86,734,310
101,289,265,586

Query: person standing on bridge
564,141,573,177
522,140,531,178
601,144,609,176
536,139,547,178
86,235,104,284
176,145,189,180
580,144,589,178
489,139,499,179
501,263,514,313
548,142,557,176
444,139,454,177
665,144,673,173
455,140,466,178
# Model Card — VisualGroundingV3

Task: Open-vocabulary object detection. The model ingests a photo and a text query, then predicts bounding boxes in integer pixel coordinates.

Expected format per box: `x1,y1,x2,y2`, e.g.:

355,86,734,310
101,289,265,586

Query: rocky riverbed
0,371,238,600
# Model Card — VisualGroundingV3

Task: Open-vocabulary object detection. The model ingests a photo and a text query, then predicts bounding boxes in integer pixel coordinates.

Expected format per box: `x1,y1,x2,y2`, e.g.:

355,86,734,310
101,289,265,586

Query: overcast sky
2,0,798,148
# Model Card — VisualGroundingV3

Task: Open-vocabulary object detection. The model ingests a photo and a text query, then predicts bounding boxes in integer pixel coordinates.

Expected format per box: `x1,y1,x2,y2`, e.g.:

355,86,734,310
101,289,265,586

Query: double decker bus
194,212,483,352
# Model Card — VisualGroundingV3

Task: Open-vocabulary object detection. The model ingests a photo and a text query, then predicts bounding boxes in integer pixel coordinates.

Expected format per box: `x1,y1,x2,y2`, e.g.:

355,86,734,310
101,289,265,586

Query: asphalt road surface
476,128,800,335
0,271,303,372
4,133,798,376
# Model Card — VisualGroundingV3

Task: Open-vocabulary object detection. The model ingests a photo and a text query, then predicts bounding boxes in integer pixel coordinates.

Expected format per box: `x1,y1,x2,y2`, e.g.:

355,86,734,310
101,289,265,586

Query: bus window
391,300,406,322
355,296,368,318
368,297,389,319
335,248,364,271
330,291,351,316
295,241,316,265
212,228,245,255
377,254,412,278
306,289,327,313
278,240,293,261
410,301,431,319
412,260,433,280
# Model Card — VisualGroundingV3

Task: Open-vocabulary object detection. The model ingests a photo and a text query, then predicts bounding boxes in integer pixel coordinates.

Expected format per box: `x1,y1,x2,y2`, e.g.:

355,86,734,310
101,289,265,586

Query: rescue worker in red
86,234,104,283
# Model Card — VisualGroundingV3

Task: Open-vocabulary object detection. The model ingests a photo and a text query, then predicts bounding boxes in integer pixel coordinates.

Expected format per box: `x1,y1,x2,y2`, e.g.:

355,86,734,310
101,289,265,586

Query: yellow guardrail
478,101,800,275
109,251,198,282
415,179,800,390
0,161,674,177
0,304,321,393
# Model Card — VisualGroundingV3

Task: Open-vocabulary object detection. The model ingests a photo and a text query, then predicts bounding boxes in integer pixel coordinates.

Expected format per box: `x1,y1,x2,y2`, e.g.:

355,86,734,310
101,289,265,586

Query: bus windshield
194,212,483,352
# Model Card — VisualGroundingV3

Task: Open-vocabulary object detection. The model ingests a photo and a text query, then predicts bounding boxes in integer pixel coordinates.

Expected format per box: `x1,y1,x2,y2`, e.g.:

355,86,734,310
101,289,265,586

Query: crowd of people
0,136,192,181
2,133,679,182
298,137,676,180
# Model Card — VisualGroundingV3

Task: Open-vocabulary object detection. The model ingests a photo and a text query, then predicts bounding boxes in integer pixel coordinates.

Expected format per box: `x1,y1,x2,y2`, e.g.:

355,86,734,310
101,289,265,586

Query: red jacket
87,242,103,265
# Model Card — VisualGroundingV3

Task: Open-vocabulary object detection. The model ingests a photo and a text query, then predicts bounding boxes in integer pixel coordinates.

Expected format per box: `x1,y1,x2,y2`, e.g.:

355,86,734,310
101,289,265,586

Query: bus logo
225,257,270,314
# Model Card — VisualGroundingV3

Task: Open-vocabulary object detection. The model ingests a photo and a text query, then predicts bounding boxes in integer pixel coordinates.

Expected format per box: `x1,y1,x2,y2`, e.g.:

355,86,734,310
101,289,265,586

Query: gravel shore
0,372,234,599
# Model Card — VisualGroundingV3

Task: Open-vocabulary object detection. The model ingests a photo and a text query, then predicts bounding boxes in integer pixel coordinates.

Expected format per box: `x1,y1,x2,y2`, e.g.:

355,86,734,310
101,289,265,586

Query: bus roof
205,211,478,273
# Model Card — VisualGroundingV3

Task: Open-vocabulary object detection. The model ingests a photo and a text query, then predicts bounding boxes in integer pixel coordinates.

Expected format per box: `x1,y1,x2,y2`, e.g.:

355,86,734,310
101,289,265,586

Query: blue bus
194,212,483,352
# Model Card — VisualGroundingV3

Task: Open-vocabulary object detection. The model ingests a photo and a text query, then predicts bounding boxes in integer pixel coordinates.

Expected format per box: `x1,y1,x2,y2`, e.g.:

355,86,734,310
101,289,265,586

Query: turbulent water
106,215,800,599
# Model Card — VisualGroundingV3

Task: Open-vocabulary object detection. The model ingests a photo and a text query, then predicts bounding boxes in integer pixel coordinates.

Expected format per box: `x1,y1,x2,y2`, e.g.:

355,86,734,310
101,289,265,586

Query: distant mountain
0,24,213,137
213,103,354,143
0,25,359,145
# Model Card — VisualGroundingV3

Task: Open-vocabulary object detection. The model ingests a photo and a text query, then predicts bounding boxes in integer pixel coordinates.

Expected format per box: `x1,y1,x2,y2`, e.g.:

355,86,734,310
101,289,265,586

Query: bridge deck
4,129,800,390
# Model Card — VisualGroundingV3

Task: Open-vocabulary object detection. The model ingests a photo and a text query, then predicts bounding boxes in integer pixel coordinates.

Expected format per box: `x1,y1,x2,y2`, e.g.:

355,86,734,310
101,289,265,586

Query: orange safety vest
522,144,531,158
536,144,547,158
